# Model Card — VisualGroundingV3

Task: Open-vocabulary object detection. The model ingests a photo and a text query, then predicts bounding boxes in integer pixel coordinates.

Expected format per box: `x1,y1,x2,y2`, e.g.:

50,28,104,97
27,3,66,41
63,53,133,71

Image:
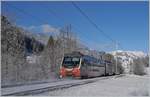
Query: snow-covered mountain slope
110,50,146,59
109,50,147,73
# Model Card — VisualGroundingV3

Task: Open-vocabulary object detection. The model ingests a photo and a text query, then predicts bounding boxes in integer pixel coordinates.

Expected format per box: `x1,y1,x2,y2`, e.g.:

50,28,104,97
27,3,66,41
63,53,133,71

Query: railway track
2,75,124,96
2,80,61,88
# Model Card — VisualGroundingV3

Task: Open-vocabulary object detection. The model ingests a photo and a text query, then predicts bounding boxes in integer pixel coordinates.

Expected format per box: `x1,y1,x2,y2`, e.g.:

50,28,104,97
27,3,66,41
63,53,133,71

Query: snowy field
36,74,149,96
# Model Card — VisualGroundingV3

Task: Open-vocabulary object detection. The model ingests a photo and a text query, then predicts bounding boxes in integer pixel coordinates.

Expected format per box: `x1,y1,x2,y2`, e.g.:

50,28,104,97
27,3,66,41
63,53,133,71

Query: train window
72,57,80,62
62,57,80,68
64,57,72,62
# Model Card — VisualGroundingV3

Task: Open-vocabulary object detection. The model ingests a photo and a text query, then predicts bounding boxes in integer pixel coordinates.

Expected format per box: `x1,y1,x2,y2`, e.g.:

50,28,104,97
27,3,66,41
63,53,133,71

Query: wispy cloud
28,25,36,30
41,24,59,33
22,24,60,34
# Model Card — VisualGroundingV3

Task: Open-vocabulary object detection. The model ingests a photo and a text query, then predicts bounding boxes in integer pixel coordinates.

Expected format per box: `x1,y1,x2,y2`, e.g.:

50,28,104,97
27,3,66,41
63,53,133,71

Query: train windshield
62,57,80,68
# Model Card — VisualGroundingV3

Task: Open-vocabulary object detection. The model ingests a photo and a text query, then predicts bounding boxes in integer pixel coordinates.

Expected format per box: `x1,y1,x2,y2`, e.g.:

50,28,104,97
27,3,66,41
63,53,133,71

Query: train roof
64,52,112,64
64,51,84,57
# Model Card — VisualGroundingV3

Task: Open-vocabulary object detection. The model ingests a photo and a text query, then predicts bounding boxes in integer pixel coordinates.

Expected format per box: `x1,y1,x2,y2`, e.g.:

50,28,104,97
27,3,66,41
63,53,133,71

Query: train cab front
59,57,81,78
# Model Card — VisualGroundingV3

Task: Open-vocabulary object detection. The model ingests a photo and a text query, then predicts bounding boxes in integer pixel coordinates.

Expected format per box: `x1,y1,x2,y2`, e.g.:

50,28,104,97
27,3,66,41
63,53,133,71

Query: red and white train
59,52,117,78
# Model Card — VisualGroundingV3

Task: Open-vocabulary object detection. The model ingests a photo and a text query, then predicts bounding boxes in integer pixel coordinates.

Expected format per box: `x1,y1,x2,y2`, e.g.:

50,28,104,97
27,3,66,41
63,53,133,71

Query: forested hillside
2,16,26,84
1,16,45,85
1,16,79,85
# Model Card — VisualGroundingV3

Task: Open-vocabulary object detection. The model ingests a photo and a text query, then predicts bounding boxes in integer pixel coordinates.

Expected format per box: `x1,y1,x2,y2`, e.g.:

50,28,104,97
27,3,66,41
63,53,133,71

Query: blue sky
2,1,149,53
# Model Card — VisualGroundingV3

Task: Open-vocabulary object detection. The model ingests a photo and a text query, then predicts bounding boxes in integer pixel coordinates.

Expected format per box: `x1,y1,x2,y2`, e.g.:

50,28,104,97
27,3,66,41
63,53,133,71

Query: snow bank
37,75,149,96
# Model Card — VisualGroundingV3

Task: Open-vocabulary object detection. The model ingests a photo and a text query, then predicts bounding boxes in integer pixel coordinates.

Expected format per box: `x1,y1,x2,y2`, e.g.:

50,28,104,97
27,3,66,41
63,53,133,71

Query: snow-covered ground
36,74,149,96
1,76,104,96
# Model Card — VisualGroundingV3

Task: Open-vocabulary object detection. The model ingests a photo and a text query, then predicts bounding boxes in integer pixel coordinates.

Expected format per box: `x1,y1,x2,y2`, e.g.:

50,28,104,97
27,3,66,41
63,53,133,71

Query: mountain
110,50,146,58
109,50,147,73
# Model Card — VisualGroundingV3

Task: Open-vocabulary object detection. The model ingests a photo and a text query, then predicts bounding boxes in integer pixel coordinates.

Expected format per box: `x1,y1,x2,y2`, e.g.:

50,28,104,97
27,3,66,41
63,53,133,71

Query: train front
59,56,81,78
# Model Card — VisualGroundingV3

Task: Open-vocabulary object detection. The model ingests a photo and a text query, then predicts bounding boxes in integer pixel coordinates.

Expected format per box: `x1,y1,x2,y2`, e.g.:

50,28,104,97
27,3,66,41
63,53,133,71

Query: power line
71,2,115,43
71,2,125,74
45,7,89,36
45,7,115,51
8,4,87,46
9,4,88,47
8,3,123,52
71,1,125,54
44,6,95,45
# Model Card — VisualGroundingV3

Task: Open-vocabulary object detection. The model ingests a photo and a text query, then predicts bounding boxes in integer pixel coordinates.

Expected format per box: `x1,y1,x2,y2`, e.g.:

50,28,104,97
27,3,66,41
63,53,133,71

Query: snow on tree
132,58,147,75
1,16,26,84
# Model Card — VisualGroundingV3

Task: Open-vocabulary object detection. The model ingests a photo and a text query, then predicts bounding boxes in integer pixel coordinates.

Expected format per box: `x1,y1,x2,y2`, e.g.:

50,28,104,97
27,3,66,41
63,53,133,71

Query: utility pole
115,41,118,74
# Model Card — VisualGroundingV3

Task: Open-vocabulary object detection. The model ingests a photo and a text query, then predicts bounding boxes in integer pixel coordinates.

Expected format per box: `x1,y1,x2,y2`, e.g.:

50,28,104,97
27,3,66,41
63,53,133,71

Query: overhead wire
72,2,115,42
7,3,123,51
71,1,124,51
44,4,114,50
44,5,94,46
